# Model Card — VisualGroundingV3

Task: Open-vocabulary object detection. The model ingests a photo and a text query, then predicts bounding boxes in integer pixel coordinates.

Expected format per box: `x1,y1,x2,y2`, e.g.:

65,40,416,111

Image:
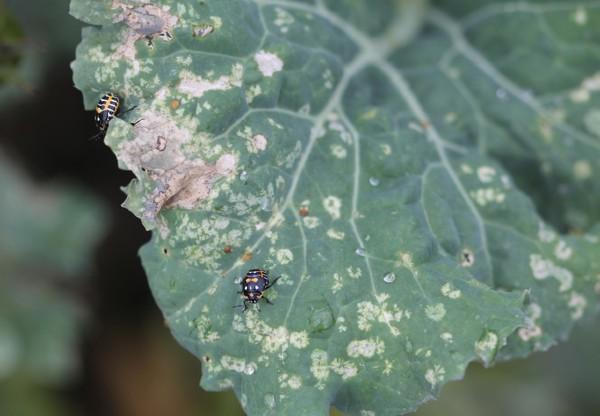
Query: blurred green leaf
0,154,107,414
0,3,24,84
0,0,83,99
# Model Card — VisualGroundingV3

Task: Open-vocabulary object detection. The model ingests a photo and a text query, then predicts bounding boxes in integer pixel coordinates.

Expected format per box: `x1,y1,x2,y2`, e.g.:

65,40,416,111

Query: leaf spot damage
254,50,284,77
114,110,236,223
323,196,342,220
220,355,257,375
568,292,587,320
357,300,405,336
425,365,445,387
518,303,543,341
327,228,345,240
425,303,447,322
310,349,358,388
279,373,302,389
109,1,177,68
177,65,244,98
347,338,385,358
529,254,574,292
440,282,462,299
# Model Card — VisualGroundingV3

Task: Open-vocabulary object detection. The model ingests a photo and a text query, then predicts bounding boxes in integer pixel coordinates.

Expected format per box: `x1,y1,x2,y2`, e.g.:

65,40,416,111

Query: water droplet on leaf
369,177,380,186
264,393,276,408
355,247,366,256
308,300,335,333
239,171,248,182
261,197,272,212
383,272,396,283
496,88,508,100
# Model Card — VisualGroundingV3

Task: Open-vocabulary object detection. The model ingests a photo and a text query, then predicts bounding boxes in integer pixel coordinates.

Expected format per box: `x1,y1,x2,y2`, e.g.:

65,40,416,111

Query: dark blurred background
0,1,598,415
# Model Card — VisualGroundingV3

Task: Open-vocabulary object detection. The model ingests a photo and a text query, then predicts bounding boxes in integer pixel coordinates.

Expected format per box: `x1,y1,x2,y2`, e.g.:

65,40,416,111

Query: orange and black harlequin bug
235,268,280,312
91,92,139,140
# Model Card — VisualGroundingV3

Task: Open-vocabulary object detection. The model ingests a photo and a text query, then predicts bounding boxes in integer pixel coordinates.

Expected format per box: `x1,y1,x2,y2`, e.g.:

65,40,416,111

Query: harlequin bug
235,268,280,312
90,92,140,140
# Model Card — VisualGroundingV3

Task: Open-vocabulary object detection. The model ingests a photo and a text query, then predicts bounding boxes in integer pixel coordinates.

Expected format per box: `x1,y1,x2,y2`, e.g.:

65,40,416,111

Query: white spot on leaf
554,240,573,260
529,254,573,291
276,249,294,264
568,292,587,320
425,365,445,387
425,303,446,321
347,338,385,358
330,144,347,159
302,216,320,229
470,188,506,206
357,301,404,335
177,65,243,97
440,283,461,299
570,88,589,103
538,222,557,243
518,303,543,341
220,355,256,375
323,196,342,220
477,166,496,183
254,50,284,77
475,331,499,364
573,7,588,25
330,359,358,380
327,228,345,240
331,273,343,293
440,332,453,342
310,349,329,387
289,331,309,349
251,134,268,152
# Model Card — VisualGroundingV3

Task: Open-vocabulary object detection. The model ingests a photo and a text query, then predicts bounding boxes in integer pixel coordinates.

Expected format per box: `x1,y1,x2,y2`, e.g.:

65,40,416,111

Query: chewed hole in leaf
461,248,475,267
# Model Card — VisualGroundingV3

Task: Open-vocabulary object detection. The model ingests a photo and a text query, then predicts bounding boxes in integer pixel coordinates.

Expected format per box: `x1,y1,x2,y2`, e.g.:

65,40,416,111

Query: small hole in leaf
163,248,169,255
461,248,474,267
156,135,167,151
202,355,211,363
193,25,214,38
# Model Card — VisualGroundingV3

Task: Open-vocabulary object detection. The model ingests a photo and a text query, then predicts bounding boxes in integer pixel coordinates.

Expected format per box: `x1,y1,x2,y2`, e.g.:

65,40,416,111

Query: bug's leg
263,296,274,305
88,131,105,141
243,300,249,312
120,105,138,116
264,276,281,290
117,104,142,127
